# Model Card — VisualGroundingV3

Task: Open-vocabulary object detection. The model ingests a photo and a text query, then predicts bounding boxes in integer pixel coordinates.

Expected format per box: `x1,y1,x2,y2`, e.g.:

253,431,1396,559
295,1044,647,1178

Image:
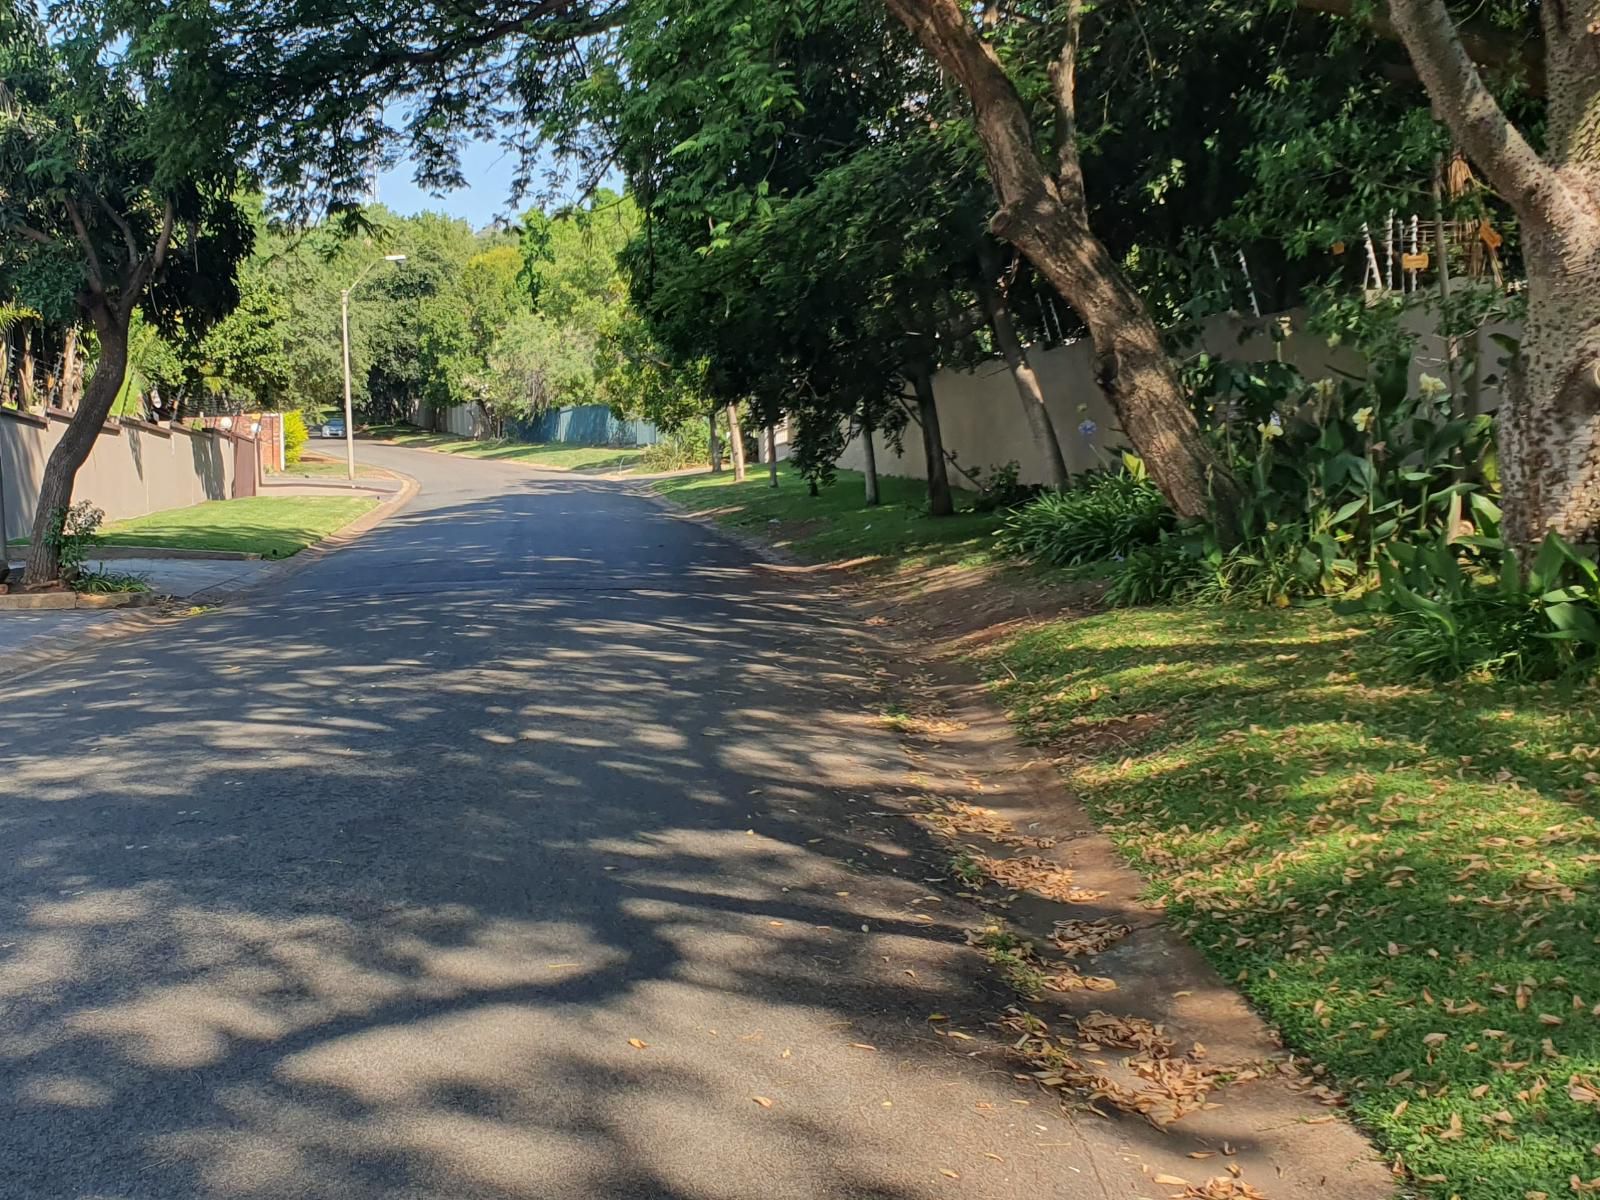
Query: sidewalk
0,555,280,667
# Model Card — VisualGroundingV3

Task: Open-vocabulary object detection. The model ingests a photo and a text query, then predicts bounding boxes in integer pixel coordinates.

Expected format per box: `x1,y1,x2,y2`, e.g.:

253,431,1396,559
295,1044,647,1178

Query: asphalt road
0,446,1127,1200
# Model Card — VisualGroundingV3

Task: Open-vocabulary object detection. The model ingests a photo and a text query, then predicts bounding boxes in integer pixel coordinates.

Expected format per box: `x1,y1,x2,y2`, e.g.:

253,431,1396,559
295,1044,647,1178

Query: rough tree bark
708,410,723,472
24,204,173,585
765,424,779,488
1388,0,1600,554
23,301,129,583
882,0,1231,519
906,362,955,516
726,402,747,481
977,238,1071,490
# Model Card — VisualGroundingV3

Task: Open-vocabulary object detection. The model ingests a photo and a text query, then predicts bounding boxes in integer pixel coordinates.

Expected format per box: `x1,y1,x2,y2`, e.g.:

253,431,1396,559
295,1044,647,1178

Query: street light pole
340,286,355,481
338,254,406,482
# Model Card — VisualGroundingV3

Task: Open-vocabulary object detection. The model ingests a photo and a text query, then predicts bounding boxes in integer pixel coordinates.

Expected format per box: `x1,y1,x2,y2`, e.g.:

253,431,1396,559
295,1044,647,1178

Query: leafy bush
1370,526,1600,681
1103,540,1203,606
45,501,104,583
971,461,1042,513
282,411,309,466
641,422,713,472
75,570,151,595
996,463,1170,566
1174,344,1497,607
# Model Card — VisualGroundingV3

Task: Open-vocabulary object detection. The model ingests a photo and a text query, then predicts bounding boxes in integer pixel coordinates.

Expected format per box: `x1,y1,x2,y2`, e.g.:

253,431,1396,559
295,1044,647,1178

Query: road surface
0,446,1128,1200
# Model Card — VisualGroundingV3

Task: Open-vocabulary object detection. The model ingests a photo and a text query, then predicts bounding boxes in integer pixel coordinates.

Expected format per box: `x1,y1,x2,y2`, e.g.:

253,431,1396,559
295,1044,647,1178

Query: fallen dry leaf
1181,1177,1268,1199
627,1038,648,1050
939,1168,960,1180
1051,918,1131,957
752,1096,773,1108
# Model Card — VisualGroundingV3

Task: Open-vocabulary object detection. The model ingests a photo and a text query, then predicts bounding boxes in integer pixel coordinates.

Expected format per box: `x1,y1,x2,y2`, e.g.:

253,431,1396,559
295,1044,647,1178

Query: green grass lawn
273,455,384,480
976,605,1600,1200
367,425,647,473
100,496,377,558
651,464,1004,569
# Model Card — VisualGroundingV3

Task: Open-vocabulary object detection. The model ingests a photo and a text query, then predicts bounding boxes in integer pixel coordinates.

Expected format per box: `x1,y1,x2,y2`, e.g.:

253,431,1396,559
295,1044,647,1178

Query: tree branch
150,201,176,271
95,193,142,269
1048,0,1083,193
1300,0,1542,81
14,223,55,246
62,200,106,294
1386,0,1553,214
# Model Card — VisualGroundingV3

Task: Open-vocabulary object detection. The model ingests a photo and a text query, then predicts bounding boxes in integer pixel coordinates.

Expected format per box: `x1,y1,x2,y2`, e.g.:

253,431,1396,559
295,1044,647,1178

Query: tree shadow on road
0,478,1327,1199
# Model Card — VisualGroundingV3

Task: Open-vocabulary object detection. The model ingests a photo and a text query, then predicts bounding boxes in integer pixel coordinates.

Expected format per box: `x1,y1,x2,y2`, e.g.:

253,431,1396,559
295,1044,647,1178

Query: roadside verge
649,470,1392,1200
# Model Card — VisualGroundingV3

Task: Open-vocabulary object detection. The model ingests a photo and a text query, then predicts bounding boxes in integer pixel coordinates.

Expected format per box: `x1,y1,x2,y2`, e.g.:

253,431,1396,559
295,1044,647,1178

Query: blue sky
375,139,526,228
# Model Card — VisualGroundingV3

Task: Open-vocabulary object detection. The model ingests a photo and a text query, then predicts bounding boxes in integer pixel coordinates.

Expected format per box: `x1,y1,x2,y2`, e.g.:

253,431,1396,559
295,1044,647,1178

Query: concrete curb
632,479,802,568
1,467,421,685
0,589,167,612
8,545,263,562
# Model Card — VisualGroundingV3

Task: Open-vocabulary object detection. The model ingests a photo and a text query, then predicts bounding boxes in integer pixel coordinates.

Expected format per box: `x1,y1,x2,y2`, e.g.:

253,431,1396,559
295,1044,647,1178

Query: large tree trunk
708,410,723,472
977,240,1071,490
726,403,747,481
765,424,779,488
1387,0,1600,555
24,303,128,585
860,404,881,506
882,0,1230,519
908,364,955,516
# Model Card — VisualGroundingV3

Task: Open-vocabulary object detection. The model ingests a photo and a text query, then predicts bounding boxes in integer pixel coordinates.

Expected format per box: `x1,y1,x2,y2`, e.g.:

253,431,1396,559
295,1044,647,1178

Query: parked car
321,418,346,439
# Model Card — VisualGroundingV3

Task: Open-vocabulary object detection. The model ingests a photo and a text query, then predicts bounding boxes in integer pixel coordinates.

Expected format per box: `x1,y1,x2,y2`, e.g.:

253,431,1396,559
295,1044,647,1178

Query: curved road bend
1,444,1128,1200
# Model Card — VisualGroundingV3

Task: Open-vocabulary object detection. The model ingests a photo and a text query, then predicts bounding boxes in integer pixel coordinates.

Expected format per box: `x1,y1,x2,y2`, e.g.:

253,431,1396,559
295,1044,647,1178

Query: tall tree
879,0,1233,518
1385,0,1600,554
0,3,249,583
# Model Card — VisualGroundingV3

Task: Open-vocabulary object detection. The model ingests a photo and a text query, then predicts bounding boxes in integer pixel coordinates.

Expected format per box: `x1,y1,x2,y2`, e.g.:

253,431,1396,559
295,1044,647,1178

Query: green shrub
641,423,713,472
1104,540,1203,606
970,461,1041,513
45,501,104,583
996,465,1170,566
283,411,310,466
1369,526,1600,681
75,570,151,594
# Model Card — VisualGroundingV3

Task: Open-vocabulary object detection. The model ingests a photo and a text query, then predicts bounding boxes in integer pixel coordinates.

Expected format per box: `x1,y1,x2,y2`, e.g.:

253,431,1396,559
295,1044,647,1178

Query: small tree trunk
977,241,1070,489
24,303,128,586
765,424,779,487
62,326,80,412
709,410,723,472
908,363,954,516
861,406,881,506
19,326,35,407
727,403,747,481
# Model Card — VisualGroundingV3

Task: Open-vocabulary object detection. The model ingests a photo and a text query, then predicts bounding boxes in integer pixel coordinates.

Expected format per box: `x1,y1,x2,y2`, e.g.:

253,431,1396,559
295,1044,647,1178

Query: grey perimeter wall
0,410,248,544
839,307,1516,486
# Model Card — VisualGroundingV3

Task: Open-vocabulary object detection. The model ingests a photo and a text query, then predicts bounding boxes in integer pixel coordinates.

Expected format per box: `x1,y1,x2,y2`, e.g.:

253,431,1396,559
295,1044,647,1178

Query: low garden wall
0,409,257,544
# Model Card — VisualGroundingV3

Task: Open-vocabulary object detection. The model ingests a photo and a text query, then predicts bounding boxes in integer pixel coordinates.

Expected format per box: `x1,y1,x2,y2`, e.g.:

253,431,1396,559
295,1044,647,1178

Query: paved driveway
0,445,1130,1200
